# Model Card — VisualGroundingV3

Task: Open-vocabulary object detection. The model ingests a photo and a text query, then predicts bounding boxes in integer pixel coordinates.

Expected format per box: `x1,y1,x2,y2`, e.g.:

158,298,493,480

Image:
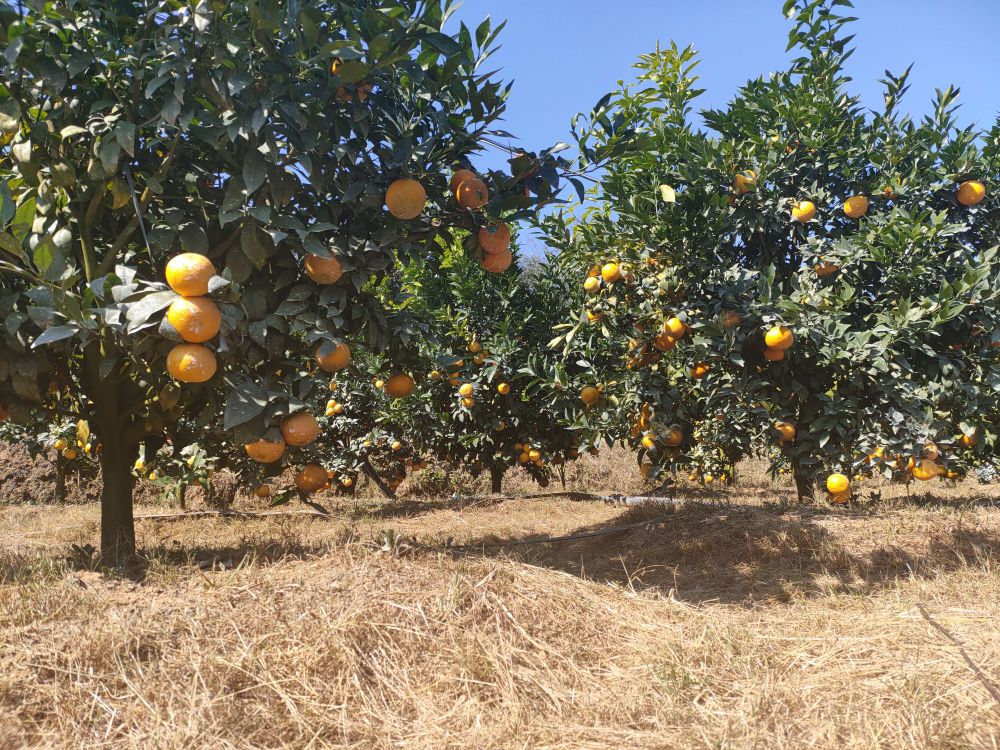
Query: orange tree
358,233,612,494
543,0,1000,501
0,0,572,560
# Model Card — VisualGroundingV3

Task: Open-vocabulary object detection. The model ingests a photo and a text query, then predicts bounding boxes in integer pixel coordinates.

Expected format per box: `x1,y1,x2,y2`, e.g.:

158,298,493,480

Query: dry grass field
2,453,1000,749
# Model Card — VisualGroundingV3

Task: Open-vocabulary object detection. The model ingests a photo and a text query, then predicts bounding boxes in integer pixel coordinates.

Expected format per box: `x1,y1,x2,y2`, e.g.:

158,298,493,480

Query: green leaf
243,150,268,195
224,383,269,430
31,325,79,348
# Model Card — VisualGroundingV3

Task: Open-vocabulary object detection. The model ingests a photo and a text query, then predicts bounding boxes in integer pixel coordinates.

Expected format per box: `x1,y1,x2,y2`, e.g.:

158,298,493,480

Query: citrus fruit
458,383,474,397
774,421,796,443
295,463,327,494
764,325,794,351
843,195,868,218
733,169,756,194
912,459,938,481
281,412,320,447
956,180,985,207
461,397,474,408
826,473,849,494
763,347,784,362
384,373,415,398
385,177,426,220
455,177,488,209
601,262,621,283
450,169,477,193
254,485,271,498
165,253,216,296
653,332,676,351
304,254,344,284
791,200,816,222
580,386,600,406
245,436,286,464
690,362,710,379
167,344,217,383
663,316,686,338
481,247,512,273
814,261,839,277
664,426,683,447
584,276,600,293
959,430,978,447
166,296,221,343
478,223,511,254
316,342,351,372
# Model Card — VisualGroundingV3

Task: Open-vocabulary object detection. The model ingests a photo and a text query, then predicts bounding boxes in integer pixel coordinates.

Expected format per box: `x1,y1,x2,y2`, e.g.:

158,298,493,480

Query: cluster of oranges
294,462,354,494
164,253,221,383
52,435,96,461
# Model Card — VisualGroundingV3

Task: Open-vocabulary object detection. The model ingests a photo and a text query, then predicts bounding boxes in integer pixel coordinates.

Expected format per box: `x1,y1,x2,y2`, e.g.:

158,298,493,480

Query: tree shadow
448,500,1000,605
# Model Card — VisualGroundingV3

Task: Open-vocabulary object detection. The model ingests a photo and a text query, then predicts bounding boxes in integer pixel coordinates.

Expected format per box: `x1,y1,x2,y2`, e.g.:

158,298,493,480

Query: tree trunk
174,482,186,510
99,437,138,563
489,464,504,494
793,465,814,503
362,460,396,499
54,458,66,503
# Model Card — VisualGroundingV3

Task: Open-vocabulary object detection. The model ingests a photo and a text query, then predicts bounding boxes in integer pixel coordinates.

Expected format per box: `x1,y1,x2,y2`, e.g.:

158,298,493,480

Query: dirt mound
0,442,102,505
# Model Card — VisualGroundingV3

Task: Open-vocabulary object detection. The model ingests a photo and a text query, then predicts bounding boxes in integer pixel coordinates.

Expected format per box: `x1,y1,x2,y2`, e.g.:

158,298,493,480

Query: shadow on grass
447,498,1000,605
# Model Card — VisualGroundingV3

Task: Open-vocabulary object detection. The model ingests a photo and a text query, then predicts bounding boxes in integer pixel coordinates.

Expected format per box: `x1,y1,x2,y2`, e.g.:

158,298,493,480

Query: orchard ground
3,450,1000,749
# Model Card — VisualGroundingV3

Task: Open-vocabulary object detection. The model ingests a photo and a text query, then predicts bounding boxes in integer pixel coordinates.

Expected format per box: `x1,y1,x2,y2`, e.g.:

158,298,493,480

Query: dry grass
3,458,1000,748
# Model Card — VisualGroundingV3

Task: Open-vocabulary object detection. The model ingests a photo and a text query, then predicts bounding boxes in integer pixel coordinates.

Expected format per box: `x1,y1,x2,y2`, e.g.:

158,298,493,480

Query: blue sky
448,0,1000,176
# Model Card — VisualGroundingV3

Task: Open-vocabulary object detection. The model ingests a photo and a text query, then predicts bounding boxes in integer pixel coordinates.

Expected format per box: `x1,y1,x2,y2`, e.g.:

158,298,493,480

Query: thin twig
917,602,1000,711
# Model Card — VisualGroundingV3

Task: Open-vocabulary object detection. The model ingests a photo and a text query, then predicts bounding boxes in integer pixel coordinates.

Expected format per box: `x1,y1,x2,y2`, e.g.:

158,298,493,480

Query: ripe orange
733,170,756,194
663,316,686,338
829,489,851,504
167,343,217,383
580,386,600,406
165,253,216,297
763,347,785,362
450,169,477,193
384,373,415,398
304,254,344,284
497,382,511,395
478,223,511,254
653,332,676,351
295,463,328,494
586,310,602,324
456,177,488,209
166,296,221,343
601,262,621,283
826,473,849,494
911,459,938,481
814,261,839,277
386,177,426,220
956,180,985,207
764,325,794,351
587,264,601,278
774,421,796,443
245,436,286,464
254,485,271,498
791,200,816,222
458,383,474,397
690,362,710,379
923,441,940,460
481,247,512,273
468,341,481,354
340,476,354,488
429,370,442,381
281,412,320,447
663,426,683,447
316,342,351,372
959,430,978,447
584,276,600,294
460,397,474,408
843,195,868,218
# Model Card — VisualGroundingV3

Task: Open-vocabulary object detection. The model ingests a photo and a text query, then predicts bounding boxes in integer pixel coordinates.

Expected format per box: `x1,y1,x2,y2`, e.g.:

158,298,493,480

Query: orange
843,195,868,218
460,397,475,408
601,262,621,283
316,342,351,372
384,373,415,398
450,168,477,193
586,310,602,324
663,316,686,338
640,432,656,450
254,485,271,498
791,200,816,222
456,177,488,209
580,386,600,406
911,459,938,481
733,170,756,194
826,473,849,494
281,412,320,447
814,261,839,277
167,344,217,383
653,332,676,351
584,276,600,293
497,382,511,395
165,253,216,296
478,223,511,254
663,426,683,447
763,347,785,361
468,341,481,353
295,463,327,494
959,430,978,447
922,442,940,460
386,177,426,220
956,180,985,207
482,246,512,273
774,421,796,443
245,436,286,464
340,476,354,488
391,441,403,451
829,489,851,504
690,362,710,379
587,264,601,278
166,296,221,343
722,310,742,327
764,325,794,351
304,254,343,284
458,383,474,397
